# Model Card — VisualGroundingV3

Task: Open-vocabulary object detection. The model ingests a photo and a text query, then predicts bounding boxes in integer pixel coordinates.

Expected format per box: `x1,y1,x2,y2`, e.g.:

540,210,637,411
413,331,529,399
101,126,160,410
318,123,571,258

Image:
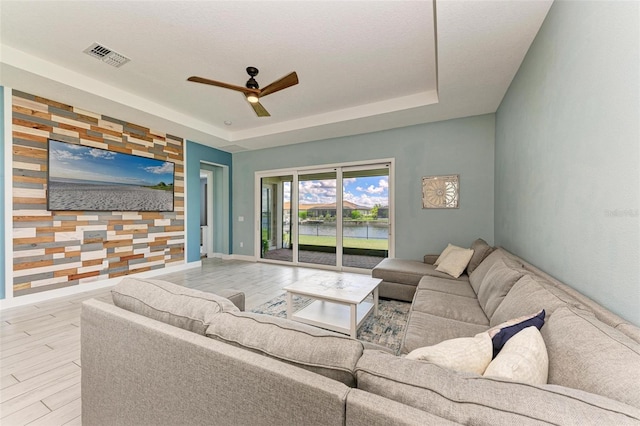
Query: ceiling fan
188,67,299,117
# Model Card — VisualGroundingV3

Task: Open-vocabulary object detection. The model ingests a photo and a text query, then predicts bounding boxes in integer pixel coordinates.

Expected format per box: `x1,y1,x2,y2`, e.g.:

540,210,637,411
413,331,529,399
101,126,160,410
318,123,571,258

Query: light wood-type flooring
0,258,350,425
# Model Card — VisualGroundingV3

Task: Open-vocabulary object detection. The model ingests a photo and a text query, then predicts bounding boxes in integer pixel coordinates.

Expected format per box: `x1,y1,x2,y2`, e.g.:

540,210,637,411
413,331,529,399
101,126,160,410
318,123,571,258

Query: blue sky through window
290,176,389,208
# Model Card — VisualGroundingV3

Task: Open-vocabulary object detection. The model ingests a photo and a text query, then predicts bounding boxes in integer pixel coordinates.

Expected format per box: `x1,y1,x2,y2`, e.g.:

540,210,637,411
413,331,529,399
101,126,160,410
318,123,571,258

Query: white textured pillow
406,332,492,375
483,326,549,385
434,243,464,266
435,248,474,278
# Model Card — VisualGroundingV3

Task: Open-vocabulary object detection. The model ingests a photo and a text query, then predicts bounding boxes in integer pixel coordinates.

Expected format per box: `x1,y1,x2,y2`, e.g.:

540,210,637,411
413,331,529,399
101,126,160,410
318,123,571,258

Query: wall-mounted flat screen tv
47,139,175,212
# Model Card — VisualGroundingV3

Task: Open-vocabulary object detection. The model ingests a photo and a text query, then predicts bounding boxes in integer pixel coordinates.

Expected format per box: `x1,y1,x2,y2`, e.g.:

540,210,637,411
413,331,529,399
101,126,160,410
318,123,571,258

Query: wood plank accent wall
11,90,185,297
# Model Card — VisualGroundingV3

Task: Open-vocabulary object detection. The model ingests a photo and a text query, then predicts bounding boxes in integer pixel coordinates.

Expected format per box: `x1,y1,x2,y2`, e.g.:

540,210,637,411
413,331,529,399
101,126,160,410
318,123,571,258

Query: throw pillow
434,243,464,266
483,326,549,385
466,238,495,275
486,309,545,358
405,332,492,375
435,248,474,278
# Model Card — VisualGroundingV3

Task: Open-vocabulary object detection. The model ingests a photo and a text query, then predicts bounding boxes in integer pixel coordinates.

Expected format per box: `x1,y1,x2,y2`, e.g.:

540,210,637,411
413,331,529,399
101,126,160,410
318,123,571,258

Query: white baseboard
0,261,201,311
229,254,257,262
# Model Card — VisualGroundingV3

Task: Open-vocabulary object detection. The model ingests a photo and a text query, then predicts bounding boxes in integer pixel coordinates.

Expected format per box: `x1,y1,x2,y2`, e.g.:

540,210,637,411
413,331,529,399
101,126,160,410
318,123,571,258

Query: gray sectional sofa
81,243,640,425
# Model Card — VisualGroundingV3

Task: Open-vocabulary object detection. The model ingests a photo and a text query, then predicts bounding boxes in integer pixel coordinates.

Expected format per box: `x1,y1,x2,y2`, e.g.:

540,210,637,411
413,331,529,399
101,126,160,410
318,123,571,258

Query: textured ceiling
0,1,553,151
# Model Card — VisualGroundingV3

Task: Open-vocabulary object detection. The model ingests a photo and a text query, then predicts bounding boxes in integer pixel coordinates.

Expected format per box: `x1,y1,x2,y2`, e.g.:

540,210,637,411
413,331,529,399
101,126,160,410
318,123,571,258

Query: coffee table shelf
292,300,374,337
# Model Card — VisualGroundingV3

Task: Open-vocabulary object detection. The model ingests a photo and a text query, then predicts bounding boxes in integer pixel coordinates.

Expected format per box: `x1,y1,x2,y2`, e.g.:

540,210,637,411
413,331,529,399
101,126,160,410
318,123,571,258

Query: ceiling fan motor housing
246,66,260,89
246,77,259,89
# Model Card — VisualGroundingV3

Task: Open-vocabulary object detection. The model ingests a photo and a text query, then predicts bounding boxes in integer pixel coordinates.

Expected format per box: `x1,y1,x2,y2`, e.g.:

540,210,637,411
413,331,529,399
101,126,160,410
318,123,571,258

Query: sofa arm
423,254,439,265
216,288,245,311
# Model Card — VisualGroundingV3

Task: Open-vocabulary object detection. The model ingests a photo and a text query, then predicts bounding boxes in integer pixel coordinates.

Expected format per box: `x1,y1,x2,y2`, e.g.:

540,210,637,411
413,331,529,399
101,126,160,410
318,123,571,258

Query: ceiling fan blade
258,72,299,98
250,101,271,117
187,76,259,95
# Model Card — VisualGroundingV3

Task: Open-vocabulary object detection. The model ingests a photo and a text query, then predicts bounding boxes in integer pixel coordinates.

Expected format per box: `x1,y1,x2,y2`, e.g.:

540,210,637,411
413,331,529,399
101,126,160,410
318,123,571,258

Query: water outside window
341,168,389,268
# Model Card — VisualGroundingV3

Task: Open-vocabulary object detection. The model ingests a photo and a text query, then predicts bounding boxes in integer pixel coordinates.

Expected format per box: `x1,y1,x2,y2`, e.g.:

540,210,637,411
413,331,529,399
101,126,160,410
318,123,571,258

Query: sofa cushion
406,332,492,375
435,247,474,278
373,259,468,286
490,274,586,327
205,311,364,386
401,311,489,355
467,238,495,275
469,249,509,294
417,276,476,298
356,350,640,425
111,277,239,335
541,306,640,409
476,259,524,318
411,289,489,326
483,326,548,385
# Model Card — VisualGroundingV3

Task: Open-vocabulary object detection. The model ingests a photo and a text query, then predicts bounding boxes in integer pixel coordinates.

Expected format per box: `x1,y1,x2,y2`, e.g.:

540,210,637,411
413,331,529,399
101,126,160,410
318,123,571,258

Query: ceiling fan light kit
187,66,299,117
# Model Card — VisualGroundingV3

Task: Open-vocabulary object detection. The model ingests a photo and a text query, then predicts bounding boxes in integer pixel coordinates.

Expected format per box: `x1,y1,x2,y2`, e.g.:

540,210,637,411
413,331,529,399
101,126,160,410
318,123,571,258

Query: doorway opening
200,162,230,258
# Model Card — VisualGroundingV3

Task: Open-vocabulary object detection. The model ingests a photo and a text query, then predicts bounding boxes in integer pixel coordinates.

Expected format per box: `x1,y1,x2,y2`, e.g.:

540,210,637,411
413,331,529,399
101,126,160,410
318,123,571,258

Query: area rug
251,293,410,354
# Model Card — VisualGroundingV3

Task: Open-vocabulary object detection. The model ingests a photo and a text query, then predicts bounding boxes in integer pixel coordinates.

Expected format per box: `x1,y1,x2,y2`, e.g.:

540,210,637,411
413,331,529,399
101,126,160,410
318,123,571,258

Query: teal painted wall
495,1,640,325
0,86,5,299
185,141,232,262
233,114,495,260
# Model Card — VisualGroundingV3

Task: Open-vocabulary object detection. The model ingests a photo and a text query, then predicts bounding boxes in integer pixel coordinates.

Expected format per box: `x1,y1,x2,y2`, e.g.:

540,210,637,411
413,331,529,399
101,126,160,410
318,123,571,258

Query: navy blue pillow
491,309,545,358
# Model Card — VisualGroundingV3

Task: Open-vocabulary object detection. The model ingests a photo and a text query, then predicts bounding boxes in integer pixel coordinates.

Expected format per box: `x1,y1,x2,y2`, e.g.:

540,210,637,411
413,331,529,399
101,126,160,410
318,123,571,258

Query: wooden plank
13,236,55,245
29,397,81,426
13,259,55,272
0,401,51,425
68,271,100,281
1,362,80,403
11,343,80,382
41,379,81,411
0,371,80,418
13,145,47,159
1,375,19,390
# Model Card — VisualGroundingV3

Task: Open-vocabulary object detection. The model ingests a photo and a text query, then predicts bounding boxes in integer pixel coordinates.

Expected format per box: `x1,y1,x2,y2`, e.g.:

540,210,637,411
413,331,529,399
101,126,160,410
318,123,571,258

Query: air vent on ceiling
83,42,130,68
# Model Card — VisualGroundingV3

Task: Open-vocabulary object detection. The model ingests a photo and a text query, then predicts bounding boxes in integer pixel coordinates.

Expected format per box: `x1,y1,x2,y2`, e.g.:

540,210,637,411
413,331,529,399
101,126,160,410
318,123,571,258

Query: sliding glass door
297,170,338,267
257,160,392,270
342,166,390,268
260,175,293,262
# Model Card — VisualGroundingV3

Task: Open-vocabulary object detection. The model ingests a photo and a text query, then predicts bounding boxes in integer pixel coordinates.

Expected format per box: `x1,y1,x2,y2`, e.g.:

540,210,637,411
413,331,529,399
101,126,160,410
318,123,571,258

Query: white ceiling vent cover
83,43,130,68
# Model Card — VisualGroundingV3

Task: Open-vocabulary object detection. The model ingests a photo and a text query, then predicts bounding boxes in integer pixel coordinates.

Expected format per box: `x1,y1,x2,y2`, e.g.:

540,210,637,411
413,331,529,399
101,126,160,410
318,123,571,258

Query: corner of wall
0,86,6,300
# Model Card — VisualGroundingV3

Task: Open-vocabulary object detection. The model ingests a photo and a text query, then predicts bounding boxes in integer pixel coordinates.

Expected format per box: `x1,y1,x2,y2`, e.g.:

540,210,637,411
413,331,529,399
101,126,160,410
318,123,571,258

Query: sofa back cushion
466,238,495,275
468,249,507,294
476,259,524,318
112,277,239,335
541,306,640,409
355,350,640,425
206,311,364,386
490,274,586,327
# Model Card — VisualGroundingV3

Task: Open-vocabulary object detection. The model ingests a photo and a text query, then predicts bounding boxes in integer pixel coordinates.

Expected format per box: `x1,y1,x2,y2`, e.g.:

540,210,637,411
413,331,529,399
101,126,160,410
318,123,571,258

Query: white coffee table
283,273,382,338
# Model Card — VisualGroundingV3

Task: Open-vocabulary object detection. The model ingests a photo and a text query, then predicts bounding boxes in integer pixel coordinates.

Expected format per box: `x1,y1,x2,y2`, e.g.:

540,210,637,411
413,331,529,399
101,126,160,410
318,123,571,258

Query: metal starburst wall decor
422,175,459,209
